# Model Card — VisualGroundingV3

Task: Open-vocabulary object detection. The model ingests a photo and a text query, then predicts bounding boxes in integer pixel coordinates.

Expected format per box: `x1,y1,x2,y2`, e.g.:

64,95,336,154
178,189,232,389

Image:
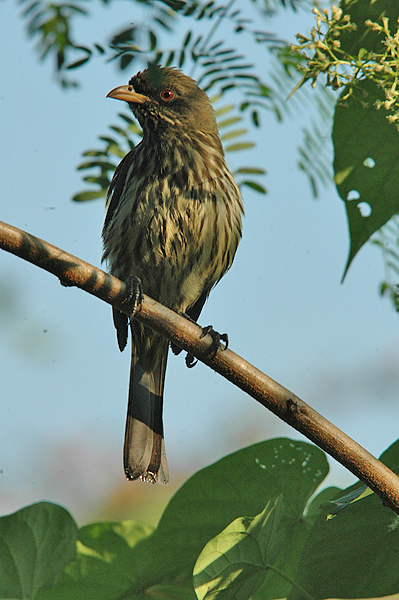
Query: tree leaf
37,520,153,600
72,190,106,202
193,496,286,600
333,79,399,277
0,502,77,599
123,439,328,593
220,128,247,141
288,489,399,599
225,142,255,151
235,167,266,175
339,0,399,55
240,180,267,194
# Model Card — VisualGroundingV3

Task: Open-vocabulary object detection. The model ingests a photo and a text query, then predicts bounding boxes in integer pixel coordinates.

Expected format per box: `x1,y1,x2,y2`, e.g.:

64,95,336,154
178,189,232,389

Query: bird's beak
106,85,149,104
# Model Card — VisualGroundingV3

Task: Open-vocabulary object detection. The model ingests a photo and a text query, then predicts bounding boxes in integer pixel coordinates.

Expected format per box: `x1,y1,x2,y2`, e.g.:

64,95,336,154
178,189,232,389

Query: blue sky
1,1,399,522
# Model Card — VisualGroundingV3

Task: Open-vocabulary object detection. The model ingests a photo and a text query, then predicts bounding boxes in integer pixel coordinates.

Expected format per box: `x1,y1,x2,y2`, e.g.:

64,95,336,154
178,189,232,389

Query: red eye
160,89,174,101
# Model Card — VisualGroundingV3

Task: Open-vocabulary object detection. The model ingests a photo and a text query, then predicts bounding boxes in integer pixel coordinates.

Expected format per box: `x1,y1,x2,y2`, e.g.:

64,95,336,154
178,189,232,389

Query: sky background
1,0,399,525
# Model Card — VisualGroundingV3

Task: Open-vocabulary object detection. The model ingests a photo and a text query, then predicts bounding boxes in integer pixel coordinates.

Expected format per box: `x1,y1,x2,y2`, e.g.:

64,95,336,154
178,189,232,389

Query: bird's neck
141,129,226,187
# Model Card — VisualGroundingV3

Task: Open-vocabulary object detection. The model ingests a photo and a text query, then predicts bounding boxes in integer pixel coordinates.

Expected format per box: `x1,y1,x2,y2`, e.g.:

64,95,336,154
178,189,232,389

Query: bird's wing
103,147,139,352
103,147,136,232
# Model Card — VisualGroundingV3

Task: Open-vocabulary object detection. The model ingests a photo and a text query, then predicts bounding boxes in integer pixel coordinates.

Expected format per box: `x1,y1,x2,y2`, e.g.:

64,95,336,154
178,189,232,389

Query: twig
1,218,399,512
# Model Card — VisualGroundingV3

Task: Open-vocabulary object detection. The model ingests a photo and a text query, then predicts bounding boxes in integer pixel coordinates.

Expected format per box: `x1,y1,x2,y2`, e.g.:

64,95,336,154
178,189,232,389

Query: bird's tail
123,341,169,484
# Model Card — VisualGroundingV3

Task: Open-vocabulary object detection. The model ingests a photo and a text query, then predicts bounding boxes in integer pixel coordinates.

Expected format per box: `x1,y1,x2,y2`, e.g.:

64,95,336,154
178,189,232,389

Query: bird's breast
104,147,242,313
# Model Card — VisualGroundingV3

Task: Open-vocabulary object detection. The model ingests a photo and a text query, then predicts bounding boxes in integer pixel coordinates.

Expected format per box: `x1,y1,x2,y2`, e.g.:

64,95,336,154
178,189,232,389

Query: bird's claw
201,325,229,359
183,326,228,368
185,353,198,369
124,276,144,319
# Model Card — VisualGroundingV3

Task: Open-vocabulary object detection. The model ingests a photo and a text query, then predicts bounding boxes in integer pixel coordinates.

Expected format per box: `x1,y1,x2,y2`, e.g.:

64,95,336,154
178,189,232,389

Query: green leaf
120,53,134,70
225,142,255,152
148,30,157,51
215,104,235,117
333,78,399,277
76,160,116,171
251,110,259,127
124,440,328,594
240,181,267,194
379,435,399,469
193,496,286,600
118,113,135,125
37,521,153,600
217,116,242,128
288,490,399,600
144,584,195,600
166,50,175,66
235,167,266,175
72,190,106,202
339,0,399,55
220,128,247,141
0,502,77,599
317,438,399,519
183,30,192,47
110,125,129,137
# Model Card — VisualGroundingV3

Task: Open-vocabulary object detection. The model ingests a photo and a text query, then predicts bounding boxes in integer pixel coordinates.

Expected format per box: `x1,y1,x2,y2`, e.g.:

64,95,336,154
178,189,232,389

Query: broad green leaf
288,490,399,600
0,502,77,599
378,436,399,468
124,439,328,594
143,584,196,600
339,0,399,55
305,486,343,521
193,496,286,600
318,438,399,519
333,78,399,276
37,520,153,600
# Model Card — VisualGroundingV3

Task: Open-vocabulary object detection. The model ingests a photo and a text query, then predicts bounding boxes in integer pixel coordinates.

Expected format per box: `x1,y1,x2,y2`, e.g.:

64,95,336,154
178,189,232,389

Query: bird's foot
185,353,198,368
185,325,228,368
201,325,229,359
123,276,144,319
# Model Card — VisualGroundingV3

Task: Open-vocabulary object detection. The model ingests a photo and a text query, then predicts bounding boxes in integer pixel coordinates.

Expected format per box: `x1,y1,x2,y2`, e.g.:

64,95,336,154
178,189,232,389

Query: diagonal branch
1,218,399,512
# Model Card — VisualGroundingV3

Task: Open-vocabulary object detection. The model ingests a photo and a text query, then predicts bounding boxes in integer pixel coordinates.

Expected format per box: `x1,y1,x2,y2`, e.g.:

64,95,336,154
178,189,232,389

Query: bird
102,65,244,483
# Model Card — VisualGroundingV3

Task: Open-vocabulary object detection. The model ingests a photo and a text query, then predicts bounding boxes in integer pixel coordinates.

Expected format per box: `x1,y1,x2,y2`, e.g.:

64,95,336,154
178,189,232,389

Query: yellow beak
106,85,149,104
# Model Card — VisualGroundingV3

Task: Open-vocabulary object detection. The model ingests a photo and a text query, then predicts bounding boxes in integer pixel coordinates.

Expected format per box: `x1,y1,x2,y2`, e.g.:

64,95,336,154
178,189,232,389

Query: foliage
291,4,399,118
19,0,315,202
18,0,306,86
373,216,399,310
292,0,399,298
333,78,399,277
1,438,399,599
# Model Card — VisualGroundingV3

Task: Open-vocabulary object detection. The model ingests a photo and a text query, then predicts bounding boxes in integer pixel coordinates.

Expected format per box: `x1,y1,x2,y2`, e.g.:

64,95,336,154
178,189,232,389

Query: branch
1,219,399,512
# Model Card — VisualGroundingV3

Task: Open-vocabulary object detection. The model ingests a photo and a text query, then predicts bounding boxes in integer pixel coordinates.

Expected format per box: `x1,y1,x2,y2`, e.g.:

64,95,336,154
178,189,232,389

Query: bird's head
107,66,220,144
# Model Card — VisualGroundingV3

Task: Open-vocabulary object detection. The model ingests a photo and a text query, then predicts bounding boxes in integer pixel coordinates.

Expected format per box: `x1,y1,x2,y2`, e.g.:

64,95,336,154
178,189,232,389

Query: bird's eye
160,89,174,101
